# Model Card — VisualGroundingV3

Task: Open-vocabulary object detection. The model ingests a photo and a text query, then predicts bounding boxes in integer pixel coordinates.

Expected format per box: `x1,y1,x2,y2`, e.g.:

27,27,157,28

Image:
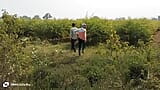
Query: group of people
70,23,87,56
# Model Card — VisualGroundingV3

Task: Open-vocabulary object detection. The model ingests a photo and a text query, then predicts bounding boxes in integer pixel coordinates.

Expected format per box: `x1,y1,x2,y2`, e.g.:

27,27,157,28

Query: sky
1,0,160,19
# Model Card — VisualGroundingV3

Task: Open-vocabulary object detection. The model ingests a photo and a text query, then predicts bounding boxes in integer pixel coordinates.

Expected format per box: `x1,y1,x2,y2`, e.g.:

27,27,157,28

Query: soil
153,31,160,44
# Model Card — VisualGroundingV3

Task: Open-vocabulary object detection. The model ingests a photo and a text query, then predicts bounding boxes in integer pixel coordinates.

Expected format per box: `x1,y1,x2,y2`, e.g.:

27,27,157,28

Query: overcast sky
1,0,160,19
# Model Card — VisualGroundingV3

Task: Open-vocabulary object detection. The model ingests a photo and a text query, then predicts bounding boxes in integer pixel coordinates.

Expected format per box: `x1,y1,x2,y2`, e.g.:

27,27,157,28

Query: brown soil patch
153,31,160,44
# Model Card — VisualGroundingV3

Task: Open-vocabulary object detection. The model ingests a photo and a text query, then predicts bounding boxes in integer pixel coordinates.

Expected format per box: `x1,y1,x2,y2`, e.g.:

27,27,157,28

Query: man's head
82,23,87,28
72,23,76,27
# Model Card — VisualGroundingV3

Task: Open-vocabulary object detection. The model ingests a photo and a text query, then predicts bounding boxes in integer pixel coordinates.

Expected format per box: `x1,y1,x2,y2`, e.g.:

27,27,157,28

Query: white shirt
70,27,78,39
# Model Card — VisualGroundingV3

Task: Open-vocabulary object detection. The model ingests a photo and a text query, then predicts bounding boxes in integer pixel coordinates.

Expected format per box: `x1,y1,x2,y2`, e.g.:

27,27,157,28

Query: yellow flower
111,34,113,37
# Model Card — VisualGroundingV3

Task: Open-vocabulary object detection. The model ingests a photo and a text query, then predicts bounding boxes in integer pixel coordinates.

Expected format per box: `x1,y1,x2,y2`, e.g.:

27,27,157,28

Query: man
70,23,78,52
77,23,87,56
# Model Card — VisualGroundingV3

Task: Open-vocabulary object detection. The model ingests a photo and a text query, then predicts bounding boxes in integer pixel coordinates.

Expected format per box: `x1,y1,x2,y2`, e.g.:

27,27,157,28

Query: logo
2,81,31,88
2,81,10,88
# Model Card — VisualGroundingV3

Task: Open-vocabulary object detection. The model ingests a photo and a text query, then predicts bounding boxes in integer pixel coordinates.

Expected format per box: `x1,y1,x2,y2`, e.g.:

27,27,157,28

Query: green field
1,12,160,90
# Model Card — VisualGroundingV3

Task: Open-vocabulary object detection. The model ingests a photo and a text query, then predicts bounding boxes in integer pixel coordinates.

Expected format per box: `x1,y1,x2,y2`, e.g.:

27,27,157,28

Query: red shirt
78,28,86,41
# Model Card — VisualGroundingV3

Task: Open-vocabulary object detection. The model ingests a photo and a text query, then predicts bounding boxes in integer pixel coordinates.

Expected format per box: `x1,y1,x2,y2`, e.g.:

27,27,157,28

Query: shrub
115,19,156,46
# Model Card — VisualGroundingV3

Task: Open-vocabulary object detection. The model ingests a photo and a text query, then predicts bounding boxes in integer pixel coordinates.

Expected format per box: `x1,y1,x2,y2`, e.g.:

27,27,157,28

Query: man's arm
84,30,87,42
70,29,73,39
76,29,79,38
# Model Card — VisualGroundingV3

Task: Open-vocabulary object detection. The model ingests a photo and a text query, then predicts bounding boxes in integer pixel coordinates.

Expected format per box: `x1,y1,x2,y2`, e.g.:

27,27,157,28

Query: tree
20,15,31,19
1,9,8,15
43,13,52,19
92,16,100,19
33,15,41,19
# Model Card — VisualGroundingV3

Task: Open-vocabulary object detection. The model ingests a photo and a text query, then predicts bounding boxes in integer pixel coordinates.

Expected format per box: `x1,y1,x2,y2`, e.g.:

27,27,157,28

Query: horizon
1,0,160,19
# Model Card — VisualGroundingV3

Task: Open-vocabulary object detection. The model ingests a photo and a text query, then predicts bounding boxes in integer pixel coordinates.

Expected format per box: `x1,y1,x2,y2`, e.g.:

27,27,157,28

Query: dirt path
153,31,160,44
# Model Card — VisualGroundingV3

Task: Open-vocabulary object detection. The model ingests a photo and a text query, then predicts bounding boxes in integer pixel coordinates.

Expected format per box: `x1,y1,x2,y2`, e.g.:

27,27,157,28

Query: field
1,13,160,90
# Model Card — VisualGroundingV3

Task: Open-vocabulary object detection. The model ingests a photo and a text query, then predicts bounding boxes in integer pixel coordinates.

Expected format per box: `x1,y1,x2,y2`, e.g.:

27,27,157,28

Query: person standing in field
70,23,78,52
77,23,87,56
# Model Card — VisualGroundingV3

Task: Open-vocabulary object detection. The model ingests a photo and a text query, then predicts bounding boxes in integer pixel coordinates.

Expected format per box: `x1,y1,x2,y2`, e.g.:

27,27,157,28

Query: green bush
83,18,112,45
115,19,157,46
2,14,159,45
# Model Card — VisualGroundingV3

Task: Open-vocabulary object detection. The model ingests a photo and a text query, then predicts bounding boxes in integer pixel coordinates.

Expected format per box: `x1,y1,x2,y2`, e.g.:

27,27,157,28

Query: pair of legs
78,38,85,56
71,39,77,52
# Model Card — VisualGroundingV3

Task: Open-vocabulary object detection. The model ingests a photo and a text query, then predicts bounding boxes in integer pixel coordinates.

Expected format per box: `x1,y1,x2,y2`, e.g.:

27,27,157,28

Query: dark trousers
71,39,77,52
78,38,85,56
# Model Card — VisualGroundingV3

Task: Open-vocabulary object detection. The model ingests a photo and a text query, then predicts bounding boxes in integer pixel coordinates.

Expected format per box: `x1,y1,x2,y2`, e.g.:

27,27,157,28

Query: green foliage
125,62,148,87
82,56,108,87
84,18,112,45
0,13,31,87
1,13,160,90
1,14,158,46
115,19,158,45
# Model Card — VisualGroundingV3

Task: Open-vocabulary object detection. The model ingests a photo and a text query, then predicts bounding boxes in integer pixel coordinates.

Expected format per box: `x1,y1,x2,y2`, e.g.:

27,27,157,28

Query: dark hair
72,23,76,27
